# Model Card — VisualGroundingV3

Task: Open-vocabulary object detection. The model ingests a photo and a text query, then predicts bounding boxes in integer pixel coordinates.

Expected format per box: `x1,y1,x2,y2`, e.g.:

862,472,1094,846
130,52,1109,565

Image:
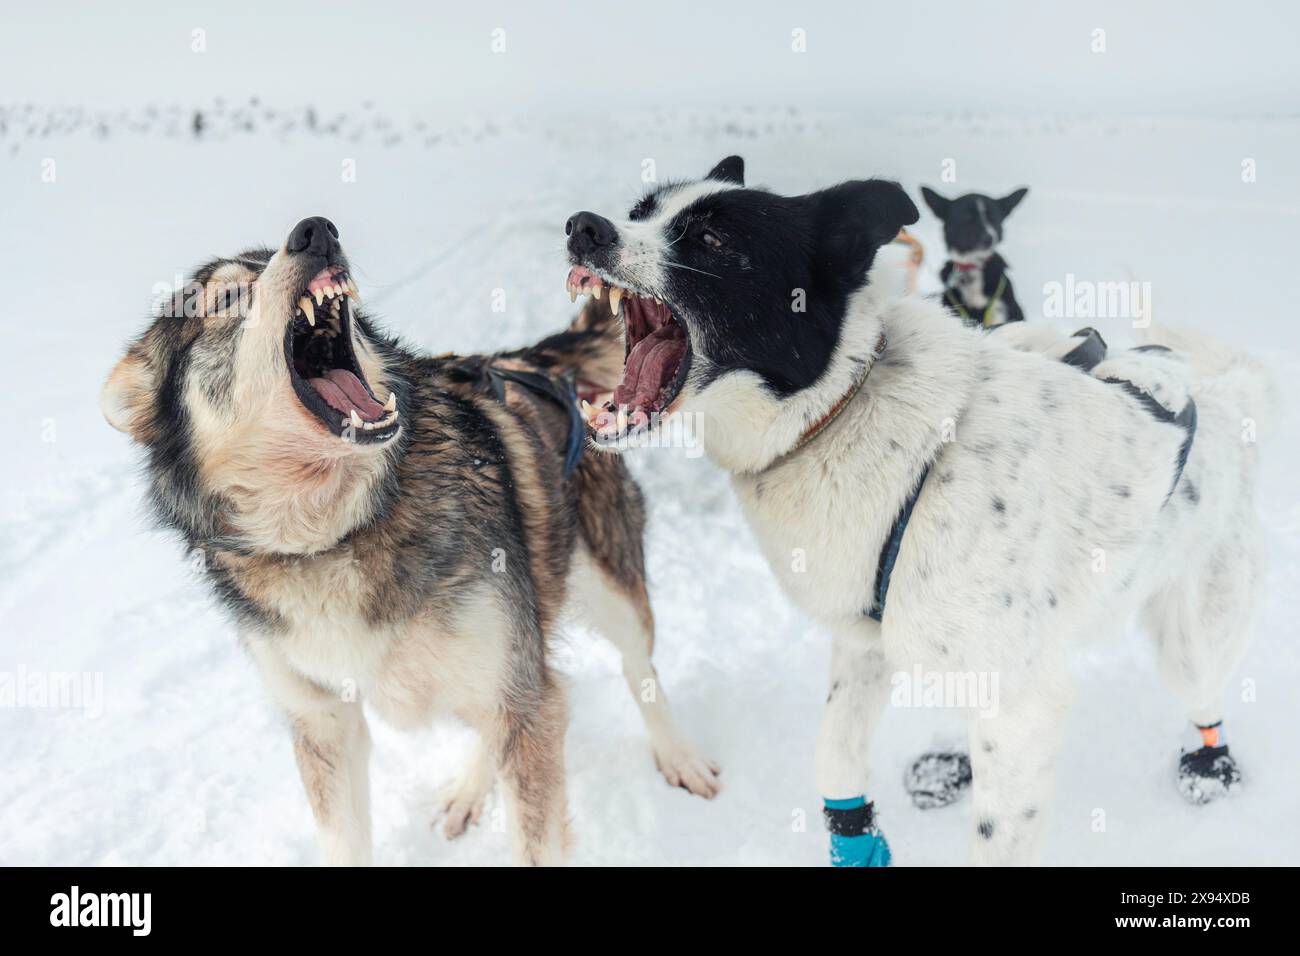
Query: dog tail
1138,321,1281,435
519,297,624,403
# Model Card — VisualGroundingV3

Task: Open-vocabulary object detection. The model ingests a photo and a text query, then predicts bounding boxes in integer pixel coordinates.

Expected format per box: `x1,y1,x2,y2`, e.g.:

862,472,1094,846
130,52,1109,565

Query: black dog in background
920,186,1028,328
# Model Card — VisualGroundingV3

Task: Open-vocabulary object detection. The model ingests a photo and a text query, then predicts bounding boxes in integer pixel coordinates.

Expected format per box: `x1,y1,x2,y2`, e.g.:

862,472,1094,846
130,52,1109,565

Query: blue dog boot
824,797,891,867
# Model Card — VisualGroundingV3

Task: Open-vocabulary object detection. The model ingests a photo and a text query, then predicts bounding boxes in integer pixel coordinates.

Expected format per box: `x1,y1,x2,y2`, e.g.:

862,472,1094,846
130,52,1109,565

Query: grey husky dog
102,216,719,866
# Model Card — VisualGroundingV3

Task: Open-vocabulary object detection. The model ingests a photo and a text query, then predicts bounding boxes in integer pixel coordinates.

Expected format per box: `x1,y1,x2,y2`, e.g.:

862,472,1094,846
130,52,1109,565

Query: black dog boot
904,751,972,809
1177,722,1241,805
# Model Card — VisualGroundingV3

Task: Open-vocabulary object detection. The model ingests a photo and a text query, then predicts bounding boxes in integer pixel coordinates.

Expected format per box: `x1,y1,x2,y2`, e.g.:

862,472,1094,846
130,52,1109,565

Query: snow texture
1,4,1298,865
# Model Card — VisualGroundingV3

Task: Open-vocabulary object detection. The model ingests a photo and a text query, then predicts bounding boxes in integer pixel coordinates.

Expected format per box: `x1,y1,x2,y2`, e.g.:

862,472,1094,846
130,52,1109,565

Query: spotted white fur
686,278,1271,864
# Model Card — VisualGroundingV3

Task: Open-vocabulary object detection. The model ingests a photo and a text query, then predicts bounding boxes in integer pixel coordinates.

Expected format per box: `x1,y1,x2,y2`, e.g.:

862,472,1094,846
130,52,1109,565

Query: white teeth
581,398,595,420
350,409,363,428
568,282,577,303
314,288,325,306
347,278,358,296
609,287,623,316
299,296,315,325
591,285,602,300
384,391,397,412
331,283,343,297
362,420,375,430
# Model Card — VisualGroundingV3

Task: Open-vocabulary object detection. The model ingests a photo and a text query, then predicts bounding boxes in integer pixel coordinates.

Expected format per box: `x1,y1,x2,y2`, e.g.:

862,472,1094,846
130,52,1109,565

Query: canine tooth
350,409,363,428
299,297,315,325
384,391,397,412
591,284,602,300
581,398,595,419
609,287,624,315
568,283,577,303
314,288,325,306
347,278,358,295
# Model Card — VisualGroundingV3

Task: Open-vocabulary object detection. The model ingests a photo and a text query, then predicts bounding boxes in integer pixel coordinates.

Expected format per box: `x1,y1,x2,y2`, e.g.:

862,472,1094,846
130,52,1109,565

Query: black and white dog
921,186,1028,328
565,157,1272,865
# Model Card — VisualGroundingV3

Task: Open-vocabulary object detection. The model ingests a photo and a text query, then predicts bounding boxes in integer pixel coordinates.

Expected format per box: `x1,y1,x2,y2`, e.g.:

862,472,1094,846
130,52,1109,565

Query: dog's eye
700,229,723,250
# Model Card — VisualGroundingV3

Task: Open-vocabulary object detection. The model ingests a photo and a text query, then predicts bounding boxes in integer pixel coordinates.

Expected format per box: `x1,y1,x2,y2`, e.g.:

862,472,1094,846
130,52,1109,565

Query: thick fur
102,228,718,866
921,186,1028,327
567,160,1271,864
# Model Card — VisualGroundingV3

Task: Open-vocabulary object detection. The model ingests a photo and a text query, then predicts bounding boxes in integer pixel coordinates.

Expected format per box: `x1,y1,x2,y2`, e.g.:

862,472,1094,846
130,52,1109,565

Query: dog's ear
919,186,950,219
101,346,153,439
812,179,920,280
706,155,745,186
997,187,1028,217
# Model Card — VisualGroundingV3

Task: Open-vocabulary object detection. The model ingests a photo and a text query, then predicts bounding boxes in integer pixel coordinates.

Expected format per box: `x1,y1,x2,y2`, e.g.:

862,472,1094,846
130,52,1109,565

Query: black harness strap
865,339,1197,625
1060,327,1108,371
866,465,930,623
485,364,587,478
1101,377,1198,501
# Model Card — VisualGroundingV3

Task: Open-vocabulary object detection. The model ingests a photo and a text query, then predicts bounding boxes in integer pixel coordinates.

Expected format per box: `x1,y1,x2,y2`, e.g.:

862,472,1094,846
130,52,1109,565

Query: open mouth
284,266,400,443
566,265,690,441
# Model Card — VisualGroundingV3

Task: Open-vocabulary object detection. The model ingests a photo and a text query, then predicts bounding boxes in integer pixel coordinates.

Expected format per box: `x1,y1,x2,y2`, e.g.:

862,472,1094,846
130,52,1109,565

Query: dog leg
570,453,721,799
490,679,570,866
966,688,1068,866
816,627,893,866
1142,528,1260,804
247,638,373,866
437,737,495,839
571,556,721,798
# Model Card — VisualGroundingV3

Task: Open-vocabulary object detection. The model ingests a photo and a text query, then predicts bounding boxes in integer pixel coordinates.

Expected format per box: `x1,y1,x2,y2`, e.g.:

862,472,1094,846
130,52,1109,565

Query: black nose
286,216,340,257
565,211,617,254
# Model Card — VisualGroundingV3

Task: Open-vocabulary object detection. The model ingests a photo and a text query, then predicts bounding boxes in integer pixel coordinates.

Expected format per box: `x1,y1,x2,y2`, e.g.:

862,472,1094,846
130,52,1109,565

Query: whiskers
620,252,723,285
661,261,723,280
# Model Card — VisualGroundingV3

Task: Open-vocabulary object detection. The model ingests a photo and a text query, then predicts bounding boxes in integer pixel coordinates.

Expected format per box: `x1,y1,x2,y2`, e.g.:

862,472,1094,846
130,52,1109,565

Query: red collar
953,261,982,273
780,332,887,461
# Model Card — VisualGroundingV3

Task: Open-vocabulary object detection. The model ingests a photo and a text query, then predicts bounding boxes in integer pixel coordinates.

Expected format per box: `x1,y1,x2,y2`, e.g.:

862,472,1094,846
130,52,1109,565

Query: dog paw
1177,745,1241,805
434,777,492,839
653,741,722,799
903,751,972,809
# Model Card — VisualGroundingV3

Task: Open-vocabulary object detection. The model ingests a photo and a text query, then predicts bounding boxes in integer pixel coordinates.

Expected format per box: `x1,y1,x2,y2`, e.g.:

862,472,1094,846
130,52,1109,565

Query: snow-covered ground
1,103,1297,865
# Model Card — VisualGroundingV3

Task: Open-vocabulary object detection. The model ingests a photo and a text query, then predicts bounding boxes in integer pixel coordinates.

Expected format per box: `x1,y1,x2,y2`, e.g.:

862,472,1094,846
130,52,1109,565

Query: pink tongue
308,369,386,420
566,265,603,292
307,267,342,294
613,326,686,409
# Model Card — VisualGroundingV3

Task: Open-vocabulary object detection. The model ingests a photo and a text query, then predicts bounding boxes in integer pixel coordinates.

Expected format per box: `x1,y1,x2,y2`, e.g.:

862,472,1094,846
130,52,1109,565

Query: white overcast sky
2,1,1297,116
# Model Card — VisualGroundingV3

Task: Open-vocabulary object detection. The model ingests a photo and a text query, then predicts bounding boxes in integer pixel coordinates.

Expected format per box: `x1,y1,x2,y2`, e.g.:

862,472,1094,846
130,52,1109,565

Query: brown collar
779,331,887,462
